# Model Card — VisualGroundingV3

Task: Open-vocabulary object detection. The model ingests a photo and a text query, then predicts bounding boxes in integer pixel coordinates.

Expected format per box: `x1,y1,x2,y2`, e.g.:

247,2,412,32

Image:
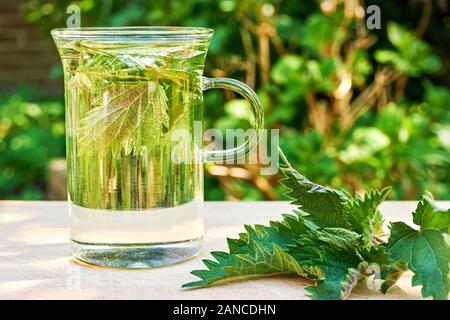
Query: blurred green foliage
0,88,65,199
1,0,449,200
375,22,441,76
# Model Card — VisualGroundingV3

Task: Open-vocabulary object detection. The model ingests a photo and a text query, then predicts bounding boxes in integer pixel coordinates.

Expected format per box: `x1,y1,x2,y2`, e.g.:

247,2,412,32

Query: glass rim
51,26,215,41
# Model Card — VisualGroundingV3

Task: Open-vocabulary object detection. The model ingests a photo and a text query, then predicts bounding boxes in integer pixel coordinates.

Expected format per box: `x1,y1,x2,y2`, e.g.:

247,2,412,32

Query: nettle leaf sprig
184,150,450,300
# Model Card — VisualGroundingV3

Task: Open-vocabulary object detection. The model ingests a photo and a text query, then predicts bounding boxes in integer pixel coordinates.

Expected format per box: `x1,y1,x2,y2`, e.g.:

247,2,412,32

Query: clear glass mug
51,27,263,268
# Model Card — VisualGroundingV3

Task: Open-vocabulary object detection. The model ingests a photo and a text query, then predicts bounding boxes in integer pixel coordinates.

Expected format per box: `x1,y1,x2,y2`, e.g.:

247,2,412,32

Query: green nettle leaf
288,232,366,300
412,192,450,232
225,242,315,279
279,160,350,229
72,42,184,157
291,231,398,299
182,217,323,289
387,221,449,300
74,42,146,82
343,188,391,245
184,149,449,300
313,228,362,250
77,81,169,156
305,261,367,300
280,150,389,243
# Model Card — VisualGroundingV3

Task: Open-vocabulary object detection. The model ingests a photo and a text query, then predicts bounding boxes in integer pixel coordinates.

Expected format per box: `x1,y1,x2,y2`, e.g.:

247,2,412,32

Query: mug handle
202,76,264,162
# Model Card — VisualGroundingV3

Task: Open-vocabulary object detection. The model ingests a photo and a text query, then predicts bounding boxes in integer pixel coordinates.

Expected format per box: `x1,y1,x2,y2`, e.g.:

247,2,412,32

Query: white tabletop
1,200,448,300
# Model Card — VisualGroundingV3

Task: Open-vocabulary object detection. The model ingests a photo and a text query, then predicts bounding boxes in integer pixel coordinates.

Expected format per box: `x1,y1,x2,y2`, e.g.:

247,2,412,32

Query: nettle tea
52,27,263,268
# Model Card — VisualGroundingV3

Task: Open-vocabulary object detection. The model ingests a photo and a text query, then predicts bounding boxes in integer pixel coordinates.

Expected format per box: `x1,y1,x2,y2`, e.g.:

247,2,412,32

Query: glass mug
52,27,263,268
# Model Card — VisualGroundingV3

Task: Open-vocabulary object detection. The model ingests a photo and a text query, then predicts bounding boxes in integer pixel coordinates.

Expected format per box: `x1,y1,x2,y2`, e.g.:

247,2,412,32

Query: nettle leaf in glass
59,39,206,209
73,42,180,157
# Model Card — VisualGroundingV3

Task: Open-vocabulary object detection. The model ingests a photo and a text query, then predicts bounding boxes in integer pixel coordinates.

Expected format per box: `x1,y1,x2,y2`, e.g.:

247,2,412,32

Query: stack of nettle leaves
184,151,450,300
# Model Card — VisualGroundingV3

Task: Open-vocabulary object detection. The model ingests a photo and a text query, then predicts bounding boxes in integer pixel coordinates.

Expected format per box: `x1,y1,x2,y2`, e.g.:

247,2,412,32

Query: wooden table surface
1,200,449,300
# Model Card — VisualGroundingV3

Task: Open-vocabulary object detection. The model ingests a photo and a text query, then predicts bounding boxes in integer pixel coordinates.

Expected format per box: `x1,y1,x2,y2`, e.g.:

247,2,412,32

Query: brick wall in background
0,0,62,96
